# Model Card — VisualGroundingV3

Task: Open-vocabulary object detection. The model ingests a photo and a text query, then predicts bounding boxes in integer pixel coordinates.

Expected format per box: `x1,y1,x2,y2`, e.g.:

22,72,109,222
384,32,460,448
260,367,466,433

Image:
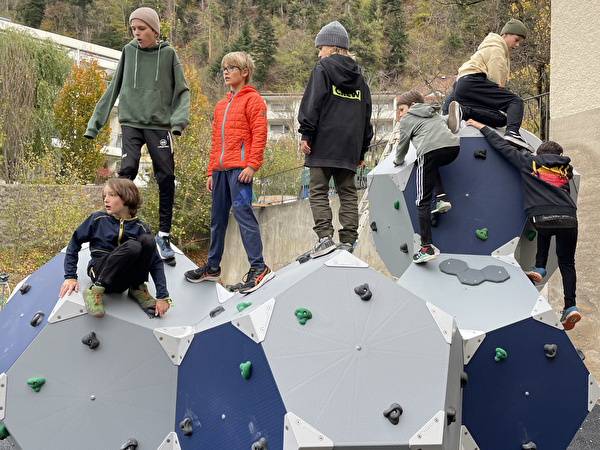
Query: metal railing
254,141,387,205
522,92,549,141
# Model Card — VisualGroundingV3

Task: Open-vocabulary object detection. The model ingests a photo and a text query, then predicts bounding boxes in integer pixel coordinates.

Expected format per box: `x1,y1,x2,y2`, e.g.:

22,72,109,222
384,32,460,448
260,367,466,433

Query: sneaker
560,306,581,331
525,266,547,284
413,246,437,264
504,130,534,153
447,101,462,133
156,235,175,260
84,284,105,318
238,266,275,294
128,283,156,308
310,235,336,258
184,263,221,283
337,242,354,253
431,195,452,214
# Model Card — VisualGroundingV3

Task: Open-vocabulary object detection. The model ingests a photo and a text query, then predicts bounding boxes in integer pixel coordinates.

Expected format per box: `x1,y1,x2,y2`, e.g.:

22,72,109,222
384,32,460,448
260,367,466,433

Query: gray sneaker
310,236,336,258
504,131,534,153
337,242,354,253
447,101,462,133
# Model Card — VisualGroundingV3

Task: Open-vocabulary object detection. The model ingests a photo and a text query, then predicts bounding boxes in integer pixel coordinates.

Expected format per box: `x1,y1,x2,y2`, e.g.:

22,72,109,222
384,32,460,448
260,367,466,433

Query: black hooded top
298,54,373,172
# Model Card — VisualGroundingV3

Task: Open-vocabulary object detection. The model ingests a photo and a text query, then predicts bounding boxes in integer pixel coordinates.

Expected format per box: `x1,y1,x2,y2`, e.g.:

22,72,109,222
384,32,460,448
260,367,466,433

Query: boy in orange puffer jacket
184,51,274,294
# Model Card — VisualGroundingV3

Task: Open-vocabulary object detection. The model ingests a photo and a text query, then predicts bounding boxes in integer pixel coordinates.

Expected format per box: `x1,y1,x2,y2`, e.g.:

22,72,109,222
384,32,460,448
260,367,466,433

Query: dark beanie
315,21,349,50
500,19,528,38
129,7,160,36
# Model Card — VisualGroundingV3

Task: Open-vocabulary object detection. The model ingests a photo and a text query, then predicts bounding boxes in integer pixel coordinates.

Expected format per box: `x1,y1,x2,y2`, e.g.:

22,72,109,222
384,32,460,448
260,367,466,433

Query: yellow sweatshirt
457,33,510,87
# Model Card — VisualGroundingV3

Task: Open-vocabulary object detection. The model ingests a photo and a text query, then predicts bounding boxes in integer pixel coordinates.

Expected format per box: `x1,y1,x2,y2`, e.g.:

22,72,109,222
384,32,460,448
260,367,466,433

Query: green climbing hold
494,348,507,362
476,228,488,241
27,377,45,392
527,230,536,241
0,424,9,439
294,308,312,325
240,361,252,380
393,200,400,210
237,302,252,312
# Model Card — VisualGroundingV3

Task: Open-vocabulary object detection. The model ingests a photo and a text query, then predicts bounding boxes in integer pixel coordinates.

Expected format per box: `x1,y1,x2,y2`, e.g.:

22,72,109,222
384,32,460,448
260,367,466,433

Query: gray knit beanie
315,21,349,50
500,19,528,38
129,7,160,36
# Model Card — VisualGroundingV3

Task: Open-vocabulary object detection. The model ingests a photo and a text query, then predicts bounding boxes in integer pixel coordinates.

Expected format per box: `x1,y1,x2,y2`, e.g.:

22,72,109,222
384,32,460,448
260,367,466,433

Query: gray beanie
315,21,349,50
129,7,160,36
500,19,528,38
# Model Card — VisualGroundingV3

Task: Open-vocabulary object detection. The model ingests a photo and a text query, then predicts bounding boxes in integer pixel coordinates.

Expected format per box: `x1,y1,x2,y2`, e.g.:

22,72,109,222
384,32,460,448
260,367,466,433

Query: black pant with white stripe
416,146,460,246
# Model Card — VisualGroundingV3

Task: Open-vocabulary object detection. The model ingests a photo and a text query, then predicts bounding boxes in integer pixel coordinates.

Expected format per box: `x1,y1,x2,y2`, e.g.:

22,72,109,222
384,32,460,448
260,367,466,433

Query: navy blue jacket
64,212,168,298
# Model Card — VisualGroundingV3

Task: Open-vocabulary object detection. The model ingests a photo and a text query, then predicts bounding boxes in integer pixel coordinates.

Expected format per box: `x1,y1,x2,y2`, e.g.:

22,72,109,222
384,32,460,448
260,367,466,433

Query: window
270,124,290,133
271,103,287,111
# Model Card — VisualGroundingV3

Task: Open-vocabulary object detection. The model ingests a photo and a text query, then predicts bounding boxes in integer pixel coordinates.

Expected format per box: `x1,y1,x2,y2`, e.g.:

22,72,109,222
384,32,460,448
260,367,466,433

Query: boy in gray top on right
394,90,460,264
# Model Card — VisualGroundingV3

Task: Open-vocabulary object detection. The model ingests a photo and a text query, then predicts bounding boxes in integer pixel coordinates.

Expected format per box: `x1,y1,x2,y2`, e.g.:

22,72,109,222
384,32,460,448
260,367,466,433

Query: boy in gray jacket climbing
393,91,460,263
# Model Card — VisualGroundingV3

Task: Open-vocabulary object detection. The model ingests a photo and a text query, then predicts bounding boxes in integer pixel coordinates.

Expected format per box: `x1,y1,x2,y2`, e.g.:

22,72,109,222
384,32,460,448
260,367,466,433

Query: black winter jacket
481,127,577,219
298,54,373,172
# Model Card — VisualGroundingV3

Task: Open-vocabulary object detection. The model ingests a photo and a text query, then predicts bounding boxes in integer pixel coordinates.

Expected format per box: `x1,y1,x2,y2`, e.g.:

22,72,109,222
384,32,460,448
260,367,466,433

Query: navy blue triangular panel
402,137,527,254
0,252,64,374
463,317,589,450
176,323,286,449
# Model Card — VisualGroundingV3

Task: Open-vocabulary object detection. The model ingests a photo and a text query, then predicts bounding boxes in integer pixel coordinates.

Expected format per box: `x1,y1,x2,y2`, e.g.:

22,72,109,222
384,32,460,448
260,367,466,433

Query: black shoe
238,266,275,294
504,131,534,153
413,245,437,264
184,263,221,283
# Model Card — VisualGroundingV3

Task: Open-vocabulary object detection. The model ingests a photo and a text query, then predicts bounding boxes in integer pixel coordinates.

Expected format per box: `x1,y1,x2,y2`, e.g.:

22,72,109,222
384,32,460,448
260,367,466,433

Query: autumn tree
54,58,111,184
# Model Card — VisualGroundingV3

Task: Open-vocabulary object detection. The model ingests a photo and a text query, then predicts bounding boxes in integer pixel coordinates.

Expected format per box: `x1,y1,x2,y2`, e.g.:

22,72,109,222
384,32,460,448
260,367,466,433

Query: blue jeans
207,169,265,270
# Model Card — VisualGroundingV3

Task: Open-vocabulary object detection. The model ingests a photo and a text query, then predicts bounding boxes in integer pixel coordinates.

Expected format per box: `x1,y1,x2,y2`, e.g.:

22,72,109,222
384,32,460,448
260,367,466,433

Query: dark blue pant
207,169,265,270
534,226,578,309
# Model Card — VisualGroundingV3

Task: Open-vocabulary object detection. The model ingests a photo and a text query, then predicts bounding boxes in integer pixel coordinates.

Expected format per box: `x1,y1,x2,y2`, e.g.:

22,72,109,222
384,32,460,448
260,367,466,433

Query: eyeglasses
220,65,241,74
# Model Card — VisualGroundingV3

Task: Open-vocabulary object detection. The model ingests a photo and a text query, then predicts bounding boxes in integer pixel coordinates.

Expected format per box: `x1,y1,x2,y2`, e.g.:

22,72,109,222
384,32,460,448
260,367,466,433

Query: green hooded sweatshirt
84,39,190,138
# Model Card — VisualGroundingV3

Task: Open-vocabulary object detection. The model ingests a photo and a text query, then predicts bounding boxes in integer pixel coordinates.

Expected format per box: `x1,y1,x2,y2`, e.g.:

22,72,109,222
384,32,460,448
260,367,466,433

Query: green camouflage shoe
128,283,156,309
84,284,105,318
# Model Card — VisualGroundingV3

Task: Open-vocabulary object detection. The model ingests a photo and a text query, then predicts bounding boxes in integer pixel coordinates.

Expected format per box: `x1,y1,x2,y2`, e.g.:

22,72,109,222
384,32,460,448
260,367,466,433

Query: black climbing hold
399,243,408,253
20,283,31,294
383,403,403,425
180,417,193,436
446,406,457,425
164,257,176,267
576,348,586,361
296,250,311,264
543,344,557,359
354,283,372,301
210,305,225,318
474,148,487,159
82,332,100,349
522,441,537,450
121,438,138,450
252,437,268,450
460,372,468,388
430,214,438,227
370,221,377,232
30,311,45,327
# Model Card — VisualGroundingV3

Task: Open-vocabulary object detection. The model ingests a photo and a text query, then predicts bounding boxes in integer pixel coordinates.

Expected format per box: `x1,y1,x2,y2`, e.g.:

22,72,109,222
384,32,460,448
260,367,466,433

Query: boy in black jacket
466,119,580,330
298,21,373,257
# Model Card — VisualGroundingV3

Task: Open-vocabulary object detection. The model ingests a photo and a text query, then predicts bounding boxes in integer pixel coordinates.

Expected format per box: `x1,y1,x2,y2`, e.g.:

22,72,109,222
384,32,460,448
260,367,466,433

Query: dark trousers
534,226,578,308
454,74,524,133
416,146,460,246
89,234,155,293
119,126,175,234
309,167,358,245
207,169,265,270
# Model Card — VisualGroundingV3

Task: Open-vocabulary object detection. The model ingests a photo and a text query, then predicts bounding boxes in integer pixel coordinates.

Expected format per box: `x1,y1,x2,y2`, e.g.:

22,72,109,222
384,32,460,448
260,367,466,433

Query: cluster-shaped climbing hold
240,361,252,380
237,302,252,312
474,148,487,159
370,221,377,232
27,377,45,392
430,214,438,227
210,305,225,318
393,200,400,210
527,230,537,241
383,403,403,425
354,283,372,301
522,441,537,450
494,348,507,362
439,258,510,286
180,417,193,436
121,438,138,450
0,424,9,440
30,311,45,327
399,243,408,253
446,406,457,425
544,344,557,359
476,228,488,240
252,437,268,450
82,332,100,349
294,308,312,325
20,283,31,294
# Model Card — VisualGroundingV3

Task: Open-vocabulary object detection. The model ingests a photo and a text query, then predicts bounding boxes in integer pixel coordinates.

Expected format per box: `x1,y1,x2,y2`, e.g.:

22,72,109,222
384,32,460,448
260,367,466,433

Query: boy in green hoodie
84,7,190,263
393,91,460,264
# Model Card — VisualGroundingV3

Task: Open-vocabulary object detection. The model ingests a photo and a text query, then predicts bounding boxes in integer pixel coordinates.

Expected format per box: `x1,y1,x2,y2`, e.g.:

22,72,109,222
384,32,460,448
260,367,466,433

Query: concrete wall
217,193,390,287
550,2,600,380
